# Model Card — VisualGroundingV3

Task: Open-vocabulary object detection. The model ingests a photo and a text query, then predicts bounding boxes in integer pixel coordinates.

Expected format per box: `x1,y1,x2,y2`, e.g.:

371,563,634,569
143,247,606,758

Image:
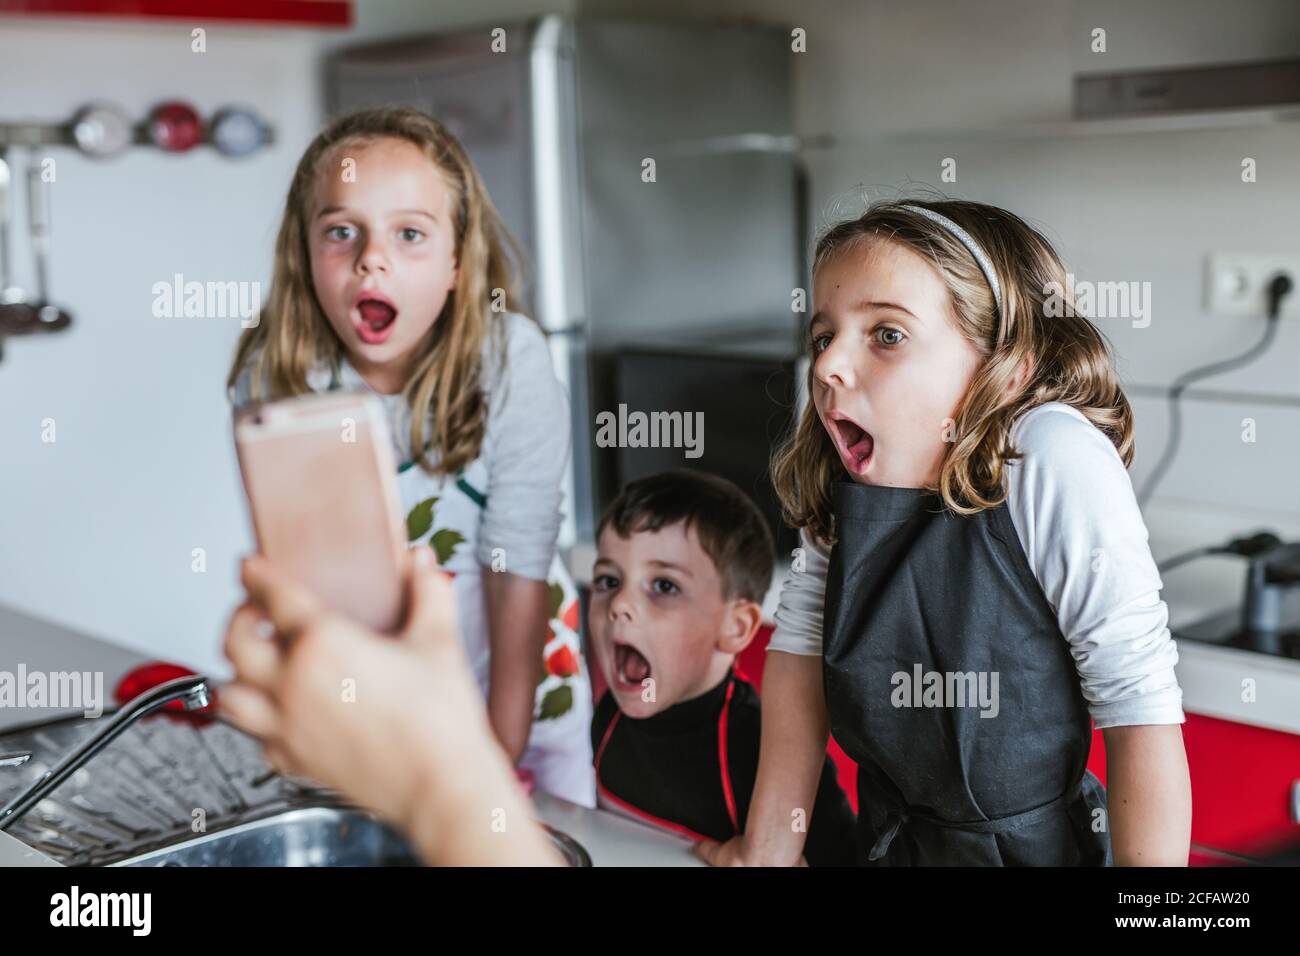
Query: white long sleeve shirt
768,402,1185,729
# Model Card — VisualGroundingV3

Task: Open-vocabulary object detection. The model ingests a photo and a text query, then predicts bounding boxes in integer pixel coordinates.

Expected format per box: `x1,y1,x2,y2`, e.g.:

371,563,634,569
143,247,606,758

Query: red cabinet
0,0,351,28
1088,713,1300,863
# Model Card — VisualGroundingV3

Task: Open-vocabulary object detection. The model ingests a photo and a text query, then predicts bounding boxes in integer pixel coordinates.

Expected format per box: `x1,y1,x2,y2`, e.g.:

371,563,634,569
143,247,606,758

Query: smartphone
233,391,409,635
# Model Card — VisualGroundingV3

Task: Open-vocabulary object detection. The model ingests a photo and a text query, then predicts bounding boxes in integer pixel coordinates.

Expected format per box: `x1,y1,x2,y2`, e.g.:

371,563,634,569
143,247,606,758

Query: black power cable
1138,272,1295,508
1157,530,1282,573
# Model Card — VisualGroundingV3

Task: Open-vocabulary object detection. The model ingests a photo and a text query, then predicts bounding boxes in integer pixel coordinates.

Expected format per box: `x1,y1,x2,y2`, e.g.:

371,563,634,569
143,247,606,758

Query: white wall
0,0,573,676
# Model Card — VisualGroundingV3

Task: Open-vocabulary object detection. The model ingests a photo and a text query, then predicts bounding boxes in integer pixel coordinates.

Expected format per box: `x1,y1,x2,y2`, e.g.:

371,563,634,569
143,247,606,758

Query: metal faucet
0,674,211,831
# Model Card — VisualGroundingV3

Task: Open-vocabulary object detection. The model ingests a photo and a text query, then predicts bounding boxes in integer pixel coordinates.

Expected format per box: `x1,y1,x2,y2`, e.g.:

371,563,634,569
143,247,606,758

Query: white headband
899,204,1002,317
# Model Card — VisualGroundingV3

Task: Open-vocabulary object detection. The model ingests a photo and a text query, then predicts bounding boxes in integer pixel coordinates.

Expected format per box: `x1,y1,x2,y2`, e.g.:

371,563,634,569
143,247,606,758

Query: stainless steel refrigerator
327,16,803,555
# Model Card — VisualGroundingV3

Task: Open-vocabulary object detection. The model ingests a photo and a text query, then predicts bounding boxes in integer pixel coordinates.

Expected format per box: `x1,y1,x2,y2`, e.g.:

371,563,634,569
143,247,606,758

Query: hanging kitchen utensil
25,149,71,332
70,102,133,160
0,149,38,338
147,101,204,153
211,106,270,157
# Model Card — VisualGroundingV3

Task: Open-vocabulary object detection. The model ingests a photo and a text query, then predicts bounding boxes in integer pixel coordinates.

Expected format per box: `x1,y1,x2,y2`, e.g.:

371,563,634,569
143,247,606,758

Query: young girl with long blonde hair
699,198,1191,866
227,107,593,806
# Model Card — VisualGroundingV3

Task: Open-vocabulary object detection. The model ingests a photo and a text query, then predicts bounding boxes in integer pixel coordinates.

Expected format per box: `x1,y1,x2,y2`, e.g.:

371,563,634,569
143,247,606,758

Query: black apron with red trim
593,674,740,842
822,481,1111,866
591,671,861,863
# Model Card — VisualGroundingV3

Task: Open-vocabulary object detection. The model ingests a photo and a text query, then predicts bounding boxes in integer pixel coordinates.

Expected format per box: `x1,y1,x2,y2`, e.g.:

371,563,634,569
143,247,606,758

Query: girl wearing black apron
696,199,1190,867
821,481,1110,865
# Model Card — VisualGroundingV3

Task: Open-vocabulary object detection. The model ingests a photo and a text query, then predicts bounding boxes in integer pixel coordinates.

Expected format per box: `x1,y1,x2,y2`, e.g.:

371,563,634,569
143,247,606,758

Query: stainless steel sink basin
0,711,590,867
116,806,419,867
116,805,590,867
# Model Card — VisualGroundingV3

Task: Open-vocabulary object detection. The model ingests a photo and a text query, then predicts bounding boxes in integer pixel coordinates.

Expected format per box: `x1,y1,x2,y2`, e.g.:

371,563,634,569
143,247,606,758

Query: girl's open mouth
353,297,398,344
612,641,652,690
830,413,874,475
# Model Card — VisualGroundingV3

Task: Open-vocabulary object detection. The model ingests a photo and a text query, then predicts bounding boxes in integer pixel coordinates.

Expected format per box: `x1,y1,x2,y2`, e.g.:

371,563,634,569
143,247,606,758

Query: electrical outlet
1205,253,1300,318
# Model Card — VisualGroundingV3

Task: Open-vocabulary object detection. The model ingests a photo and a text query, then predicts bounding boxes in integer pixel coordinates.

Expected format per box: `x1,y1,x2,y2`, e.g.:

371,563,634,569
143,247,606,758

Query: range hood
1075,57,1300,119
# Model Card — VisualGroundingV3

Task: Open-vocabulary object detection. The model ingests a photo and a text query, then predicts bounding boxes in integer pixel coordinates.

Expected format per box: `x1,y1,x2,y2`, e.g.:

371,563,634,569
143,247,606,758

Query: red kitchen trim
0,0,351,28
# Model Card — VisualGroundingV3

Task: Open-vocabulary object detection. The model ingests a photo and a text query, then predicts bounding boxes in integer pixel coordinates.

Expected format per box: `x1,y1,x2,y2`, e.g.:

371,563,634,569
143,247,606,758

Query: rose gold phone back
234,392,408,634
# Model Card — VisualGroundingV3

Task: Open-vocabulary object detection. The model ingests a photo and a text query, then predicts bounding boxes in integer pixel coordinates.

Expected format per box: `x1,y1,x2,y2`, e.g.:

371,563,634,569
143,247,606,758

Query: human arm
695,530,831,866
477,316,572,762
221,546,561,866
1005,405,1190,865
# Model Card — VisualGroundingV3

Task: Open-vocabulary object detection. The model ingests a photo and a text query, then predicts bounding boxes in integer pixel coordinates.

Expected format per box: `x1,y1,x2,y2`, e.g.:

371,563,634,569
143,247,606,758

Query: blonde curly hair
772,197,1133,547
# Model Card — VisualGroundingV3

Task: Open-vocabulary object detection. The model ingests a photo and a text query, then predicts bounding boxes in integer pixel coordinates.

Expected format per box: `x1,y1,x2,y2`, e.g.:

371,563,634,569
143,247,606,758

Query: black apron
592,672,741,842
822,481,1111,866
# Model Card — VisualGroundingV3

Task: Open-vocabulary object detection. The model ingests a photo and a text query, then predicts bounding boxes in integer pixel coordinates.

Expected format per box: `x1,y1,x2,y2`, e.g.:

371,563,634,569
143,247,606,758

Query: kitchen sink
0,711,590,867
116,805,590,867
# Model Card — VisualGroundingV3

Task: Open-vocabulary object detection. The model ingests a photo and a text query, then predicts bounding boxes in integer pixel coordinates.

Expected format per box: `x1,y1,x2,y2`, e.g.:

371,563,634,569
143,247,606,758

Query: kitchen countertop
4,587,1298,866
0,602,701,867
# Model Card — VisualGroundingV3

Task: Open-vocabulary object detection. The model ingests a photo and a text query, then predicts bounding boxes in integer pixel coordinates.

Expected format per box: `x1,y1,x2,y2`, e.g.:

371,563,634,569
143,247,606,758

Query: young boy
588,469,858,866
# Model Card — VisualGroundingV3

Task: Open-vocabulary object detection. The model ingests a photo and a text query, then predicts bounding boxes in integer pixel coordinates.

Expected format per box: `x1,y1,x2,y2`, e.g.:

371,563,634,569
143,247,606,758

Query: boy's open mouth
352,294,399,344
829,411,874,475
612,641,652,689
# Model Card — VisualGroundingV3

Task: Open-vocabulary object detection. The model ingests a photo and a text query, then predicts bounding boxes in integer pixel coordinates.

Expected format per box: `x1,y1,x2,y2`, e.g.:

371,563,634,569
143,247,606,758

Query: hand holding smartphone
233,391,410,635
